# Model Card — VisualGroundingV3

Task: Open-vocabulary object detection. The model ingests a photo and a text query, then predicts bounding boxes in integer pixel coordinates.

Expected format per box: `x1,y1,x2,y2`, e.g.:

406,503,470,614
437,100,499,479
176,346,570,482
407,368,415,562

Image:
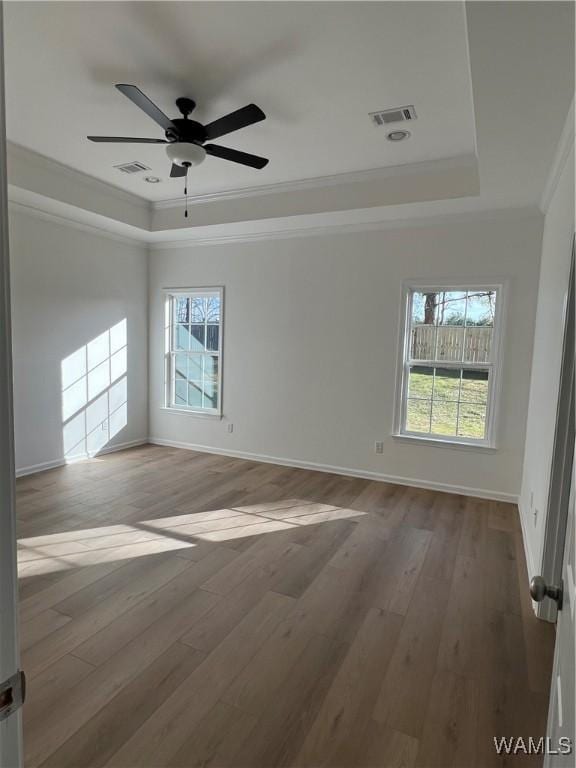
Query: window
164,288,223,415
395,284,503,447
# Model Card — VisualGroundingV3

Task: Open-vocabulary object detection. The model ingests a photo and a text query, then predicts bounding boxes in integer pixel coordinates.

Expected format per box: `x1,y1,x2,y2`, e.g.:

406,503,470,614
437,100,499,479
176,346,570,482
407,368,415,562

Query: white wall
520,143,575,577
9,208,148,474
149,214,543,501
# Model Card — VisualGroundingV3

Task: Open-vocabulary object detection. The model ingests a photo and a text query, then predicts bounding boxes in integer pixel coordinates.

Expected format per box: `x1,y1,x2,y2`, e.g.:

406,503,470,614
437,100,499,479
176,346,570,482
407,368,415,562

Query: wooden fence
411,325,492,363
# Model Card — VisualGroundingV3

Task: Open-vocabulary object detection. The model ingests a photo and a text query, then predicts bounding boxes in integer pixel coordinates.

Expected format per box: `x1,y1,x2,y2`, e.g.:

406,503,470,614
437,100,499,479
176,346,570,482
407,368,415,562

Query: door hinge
0,670,26,722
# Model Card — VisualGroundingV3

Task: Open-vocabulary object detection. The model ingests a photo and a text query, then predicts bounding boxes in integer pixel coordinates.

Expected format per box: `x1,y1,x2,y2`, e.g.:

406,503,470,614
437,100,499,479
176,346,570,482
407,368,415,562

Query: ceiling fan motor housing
165,118,207,144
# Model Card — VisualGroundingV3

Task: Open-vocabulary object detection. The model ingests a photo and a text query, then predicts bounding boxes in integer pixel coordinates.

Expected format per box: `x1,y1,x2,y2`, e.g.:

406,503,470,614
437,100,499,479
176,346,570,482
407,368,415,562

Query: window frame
393,279,506,449
163,287,224,417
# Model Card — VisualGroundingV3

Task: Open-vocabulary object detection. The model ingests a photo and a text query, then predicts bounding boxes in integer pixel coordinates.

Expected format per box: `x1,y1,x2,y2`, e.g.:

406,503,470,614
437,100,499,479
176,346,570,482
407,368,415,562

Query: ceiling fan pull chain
184,166,189,218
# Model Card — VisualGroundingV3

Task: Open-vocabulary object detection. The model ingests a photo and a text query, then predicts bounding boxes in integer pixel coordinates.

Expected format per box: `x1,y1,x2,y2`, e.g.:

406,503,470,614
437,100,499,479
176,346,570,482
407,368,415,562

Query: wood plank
39,642,205,768
415,670,478,768
72,548,237,666
104,591,295,767
295,607,403,767
23,653,95,731
168,701,258,768
20,608,71,651
373,576,450,738
25,588,219,767
230,632,349,768
23,554,192,678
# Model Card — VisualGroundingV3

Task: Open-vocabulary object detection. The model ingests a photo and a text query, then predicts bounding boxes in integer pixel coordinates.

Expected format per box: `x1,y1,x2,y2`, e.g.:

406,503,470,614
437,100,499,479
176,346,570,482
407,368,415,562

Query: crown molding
8,176,541,251
540,97,575,214
7,141,147,209
148,203,541,250
153,154,478,210
7,141,151,231
8,195,147,249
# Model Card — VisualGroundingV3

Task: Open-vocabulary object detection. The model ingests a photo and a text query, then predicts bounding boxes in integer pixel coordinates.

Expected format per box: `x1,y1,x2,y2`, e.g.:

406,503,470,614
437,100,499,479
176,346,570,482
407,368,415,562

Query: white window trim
163,286,224,417
392,278,507,450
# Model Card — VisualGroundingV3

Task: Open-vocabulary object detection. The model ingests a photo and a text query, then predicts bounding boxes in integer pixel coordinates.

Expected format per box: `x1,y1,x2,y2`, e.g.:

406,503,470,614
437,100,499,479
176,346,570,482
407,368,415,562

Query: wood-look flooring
17,445,555,768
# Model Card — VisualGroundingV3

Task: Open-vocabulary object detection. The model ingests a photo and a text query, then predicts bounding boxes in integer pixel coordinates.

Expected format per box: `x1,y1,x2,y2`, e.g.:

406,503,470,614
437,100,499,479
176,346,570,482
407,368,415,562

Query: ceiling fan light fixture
166,142,207,167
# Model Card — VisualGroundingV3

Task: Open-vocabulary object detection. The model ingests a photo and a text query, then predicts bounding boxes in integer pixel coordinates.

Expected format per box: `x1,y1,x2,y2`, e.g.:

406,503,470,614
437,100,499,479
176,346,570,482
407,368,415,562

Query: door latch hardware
0,670,26,722
530,576,564,610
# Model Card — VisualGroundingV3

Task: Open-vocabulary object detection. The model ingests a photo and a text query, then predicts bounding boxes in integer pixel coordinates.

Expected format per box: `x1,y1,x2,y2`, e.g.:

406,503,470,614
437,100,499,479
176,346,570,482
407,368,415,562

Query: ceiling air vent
113,161,151,174
369,105,417,127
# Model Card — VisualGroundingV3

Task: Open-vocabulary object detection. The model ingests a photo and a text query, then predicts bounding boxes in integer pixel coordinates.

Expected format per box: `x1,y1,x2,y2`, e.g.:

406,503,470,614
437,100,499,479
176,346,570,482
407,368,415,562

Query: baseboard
518,499,537,581
147,436,519,503
15,439,148,478
15,457,65,478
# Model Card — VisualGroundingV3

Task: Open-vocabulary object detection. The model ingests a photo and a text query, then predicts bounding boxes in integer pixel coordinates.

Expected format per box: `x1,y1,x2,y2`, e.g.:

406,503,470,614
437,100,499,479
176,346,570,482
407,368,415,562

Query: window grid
400,286,500,445
165,290,223,415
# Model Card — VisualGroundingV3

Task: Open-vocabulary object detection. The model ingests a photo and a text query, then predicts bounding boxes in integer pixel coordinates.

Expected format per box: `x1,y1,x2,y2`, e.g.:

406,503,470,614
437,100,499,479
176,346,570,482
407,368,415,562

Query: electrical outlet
374,441,384,454
227,423,234,433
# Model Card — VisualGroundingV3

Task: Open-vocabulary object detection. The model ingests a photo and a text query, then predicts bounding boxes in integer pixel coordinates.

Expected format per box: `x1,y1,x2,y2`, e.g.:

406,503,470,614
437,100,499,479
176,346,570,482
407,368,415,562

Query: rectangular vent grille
113,161,151,174
369,105,417,127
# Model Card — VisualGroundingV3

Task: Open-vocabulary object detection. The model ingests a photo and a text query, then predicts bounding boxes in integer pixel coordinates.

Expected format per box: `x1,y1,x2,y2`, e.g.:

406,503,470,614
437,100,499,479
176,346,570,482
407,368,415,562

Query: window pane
174,379,187,405
187,355,202,383
410,325,436,360
433,368,461,401
408,366,433,398
466,291,495,327
174,324,191,351
174,354,188,381
187,382,202,408
204,355,219,382
463,326,492,363
435,326,465,361
458,403,487,439
190,297,206,323
411,291,439,325
174,297,190,324
206,296,221,323
190,325,206,351
461,369,489,403
206,325,219,351
436,292,467,326
431,401,458,436
202,380,219,409
406,399,431,433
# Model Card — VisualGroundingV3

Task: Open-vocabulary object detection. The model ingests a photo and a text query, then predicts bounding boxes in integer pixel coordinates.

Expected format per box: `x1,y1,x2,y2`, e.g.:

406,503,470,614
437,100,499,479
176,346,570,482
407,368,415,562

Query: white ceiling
4,1,477,201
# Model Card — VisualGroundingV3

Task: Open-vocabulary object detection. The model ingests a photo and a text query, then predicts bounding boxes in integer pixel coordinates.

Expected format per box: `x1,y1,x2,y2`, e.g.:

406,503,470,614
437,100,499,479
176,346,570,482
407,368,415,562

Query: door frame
0,2,23,765
539,240,575,622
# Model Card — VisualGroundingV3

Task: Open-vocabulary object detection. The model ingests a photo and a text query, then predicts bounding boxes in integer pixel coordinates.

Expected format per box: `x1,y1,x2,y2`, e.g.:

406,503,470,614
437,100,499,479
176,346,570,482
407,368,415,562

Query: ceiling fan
87,84,269,181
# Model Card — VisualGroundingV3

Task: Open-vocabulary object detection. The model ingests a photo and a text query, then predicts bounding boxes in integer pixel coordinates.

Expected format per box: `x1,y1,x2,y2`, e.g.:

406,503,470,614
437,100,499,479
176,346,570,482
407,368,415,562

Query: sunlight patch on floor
17,500,366,576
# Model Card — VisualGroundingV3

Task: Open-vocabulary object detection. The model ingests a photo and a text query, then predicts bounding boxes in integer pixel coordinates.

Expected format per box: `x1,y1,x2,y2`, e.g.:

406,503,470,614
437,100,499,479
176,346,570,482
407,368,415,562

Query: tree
424,293,437,325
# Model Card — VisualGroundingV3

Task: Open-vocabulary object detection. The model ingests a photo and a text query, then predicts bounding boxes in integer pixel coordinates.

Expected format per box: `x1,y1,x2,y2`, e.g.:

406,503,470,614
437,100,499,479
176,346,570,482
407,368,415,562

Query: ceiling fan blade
204,104,265,141
205,144,269,169
87,136,168,143
170,163,187,178
115,84,175,132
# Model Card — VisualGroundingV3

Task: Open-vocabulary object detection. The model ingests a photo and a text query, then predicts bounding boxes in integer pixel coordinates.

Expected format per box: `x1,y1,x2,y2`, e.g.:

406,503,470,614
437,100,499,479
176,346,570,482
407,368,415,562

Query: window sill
391,433,497,452
160,406,222,420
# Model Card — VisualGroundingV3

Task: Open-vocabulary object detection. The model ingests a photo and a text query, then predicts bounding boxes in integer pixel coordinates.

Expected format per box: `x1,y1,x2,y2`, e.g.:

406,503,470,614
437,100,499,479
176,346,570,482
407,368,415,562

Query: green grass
406,369,487,439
